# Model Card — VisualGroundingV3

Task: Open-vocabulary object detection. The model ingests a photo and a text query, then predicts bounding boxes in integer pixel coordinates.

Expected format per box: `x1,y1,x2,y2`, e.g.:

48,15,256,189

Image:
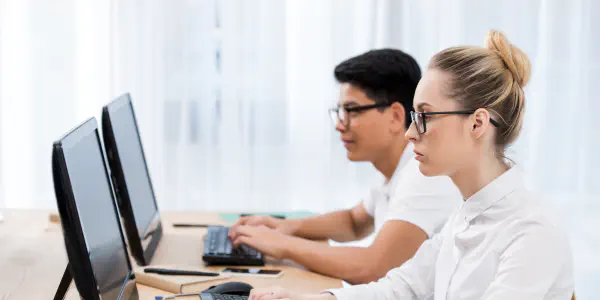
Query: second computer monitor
102,93,162,266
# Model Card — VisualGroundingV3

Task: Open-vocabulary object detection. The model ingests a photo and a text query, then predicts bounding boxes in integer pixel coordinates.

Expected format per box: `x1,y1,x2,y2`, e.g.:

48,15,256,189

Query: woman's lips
414,150,424,161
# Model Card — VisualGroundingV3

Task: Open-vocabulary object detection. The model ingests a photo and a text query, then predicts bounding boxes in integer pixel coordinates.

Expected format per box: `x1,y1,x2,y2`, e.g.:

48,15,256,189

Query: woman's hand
249,286,336,300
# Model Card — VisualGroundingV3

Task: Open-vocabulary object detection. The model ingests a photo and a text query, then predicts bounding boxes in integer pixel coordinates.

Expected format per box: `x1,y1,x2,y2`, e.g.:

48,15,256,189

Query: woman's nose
405,121,419,142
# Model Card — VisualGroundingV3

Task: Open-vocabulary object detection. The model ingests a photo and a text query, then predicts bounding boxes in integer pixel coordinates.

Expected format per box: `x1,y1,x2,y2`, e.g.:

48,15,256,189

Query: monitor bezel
52,117,138,300
101,93,162,266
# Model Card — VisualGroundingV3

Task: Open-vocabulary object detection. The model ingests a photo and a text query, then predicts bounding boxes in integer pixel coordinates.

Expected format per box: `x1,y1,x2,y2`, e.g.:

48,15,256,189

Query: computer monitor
101,93,162,266
52,118,138,300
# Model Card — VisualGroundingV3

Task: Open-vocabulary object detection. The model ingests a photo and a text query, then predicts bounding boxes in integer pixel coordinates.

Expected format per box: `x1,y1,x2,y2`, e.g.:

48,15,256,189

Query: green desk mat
219,211,315,224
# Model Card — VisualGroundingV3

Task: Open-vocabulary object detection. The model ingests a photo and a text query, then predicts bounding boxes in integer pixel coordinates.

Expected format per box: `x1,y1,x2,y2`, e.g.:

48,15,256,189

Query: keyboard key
209,294,248,300
203,226,264,265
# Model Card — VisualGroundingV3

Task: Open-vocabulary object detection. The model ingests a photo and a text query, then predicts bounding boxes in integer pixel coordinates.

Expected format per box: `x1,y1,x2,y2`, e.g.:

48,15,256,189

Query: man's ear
389,102,406,133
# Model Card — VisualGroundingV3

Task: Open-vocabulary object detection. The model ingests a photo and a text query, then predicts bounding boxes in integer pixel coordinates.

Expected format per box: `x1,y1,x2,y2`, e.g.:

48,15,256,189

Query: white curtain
109,0,383,213
0,0,598,296
0,0,112,209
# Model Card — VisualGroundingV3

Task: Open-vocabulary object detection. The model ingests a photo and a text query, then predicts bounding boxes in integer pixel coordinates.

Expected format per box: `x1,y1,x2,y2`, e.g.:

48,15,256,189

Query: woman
249,30,574,300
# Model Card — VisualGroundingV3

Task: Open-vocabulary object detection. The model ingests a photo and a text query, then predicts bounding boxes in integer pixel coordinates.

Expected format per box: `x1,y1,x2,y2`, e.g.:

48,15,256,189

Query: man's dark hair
334,48,421,128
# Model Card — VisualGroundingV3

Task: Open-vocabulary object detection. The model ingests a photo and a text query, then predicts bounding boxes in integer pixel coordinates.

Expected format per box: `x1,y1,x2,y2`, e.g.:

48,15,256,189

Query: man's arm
286,219,427,284
230,203,375,243
231,219,427,284
292,203,374,242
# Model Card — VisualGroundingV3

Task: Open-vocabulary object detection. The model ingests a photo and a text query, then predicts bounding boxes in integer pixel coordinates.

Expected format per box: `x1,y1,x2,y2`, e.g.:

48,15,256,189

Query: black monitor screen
109,101,158,240
63,128,130,299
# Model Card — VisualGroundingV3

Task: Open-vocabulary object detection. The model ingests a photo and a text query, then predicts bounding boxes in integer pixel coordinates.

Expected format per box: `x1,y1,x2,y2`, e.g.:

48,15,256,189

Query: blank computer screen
63,130,130,299
110,103,157,240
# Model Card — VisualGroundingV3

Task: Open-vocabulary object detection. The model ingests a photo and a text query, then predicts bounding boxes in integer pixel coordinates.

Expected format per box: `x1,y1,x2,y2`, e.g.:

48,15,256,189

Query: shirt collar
386,142,414,187
461,167,524,223
397,142,414,174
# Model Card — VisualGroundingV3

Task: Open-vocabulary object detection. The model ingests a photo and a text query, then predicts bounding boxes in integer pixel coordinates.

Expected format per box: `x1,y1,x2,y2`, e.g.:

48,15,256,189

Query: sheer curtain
0,0,598,296
0,0,112,210
111,0,383,213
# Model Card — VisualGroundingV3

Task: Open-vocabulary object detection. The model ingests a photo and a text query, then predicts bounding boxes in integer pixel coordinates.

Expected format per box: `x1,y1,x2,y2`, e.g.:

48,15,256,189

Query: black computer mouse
202,281,254,296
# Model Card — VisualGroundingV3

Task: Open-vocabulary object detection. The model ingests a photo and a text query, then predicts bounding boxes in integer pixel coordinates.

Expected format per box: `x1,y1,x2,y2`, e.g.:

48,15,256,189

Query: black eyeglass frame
410,110,500,134
328,103,391,126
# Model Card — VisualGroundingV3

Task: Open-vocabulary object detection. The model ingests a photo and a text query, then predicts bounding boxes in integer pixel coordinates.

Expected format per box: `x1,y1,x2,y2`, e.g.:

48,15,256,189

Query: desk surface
0,210,342,299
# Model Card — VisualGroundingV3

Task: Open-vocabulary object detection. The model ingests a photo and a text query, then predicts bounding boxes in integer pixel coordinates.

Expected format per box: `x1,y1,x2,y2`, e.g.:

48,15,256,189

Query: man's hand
229,225,292,260
229,215,299,238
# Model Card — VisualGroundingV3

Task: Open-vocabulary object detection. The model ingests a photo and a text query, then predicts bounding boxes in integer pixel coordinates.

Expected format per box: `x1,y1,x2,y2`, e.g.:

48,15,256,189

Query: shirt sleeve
480,226,574,299
361,187,378,217
326,222,449,300
384,161,461,237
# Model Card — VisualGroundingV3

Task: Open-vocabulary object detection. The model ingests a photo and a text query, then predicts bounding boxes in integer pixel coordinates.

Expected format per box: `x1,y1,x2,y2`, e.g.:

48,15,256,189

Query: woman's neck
451,154,509,201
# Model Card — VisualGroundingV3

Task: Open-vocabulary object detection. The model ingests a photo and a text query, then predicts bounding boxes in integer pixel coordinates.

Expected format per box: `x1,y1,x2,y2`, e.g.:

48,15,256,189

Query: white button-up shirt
329,167,574,299
363,143,461,237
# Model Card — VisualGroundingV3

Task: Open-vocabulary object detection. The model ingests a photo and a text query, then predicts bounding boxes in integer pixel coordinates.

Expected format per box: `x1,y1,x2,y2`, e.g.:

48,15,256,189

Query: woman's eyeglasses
410,110,500,135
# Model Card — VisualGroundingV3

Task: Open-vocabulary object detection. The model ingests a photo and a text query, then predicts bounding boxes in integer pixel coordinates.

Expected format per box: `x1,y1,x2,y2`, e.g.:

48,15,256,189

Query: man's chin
346,151,367,162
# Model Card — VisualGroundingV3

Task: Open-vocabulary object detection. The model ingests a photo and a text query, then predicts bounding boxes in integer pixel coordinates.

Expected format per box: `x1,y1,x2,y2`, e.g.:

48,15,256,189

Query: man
229,49,461,284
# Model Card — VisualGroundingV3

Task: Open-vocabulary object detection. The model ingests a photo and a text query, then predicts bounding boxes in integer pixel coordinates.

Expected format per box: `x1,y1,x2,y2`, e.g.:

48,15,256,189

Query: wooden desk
0,210,342,299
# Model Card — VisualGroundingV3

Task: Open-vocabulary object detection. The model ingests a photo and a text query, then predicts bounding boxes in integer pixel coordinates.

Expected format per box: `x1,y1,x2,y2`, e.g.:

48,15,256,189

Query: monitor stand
53,264,73,300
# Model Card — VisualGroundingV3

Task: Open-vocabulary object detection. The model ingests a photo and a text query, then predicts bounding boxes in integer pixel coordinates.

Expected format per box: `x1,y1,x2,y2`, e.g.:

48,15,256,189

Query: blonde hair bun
485,30,531,87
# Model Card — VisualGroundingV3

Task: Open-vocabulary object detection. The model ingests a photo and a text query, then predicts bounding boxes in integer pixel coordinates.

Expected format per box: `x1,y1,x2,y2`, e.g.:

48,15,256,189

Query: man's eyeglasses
329,103,390,127
410,110,500,135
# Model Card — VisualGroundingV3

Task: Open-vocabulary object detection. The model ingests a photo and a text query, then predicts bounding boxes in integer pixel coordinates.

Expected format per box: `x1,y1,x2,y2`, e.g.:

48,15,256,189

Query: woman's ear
471,108,492,139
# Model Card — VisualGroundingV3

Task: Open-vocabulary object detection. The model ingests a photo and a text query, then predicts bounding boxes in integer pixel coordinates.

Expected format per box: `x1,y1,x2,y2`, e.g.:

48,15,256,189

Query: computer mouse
202,281,254,296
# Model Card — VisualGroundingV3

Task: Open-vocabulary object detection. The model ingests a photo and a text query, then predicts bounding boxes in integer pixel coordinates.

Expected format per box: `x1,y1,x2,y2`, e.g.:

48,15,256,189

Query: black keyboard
202,226,265,266
200,293,249,300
